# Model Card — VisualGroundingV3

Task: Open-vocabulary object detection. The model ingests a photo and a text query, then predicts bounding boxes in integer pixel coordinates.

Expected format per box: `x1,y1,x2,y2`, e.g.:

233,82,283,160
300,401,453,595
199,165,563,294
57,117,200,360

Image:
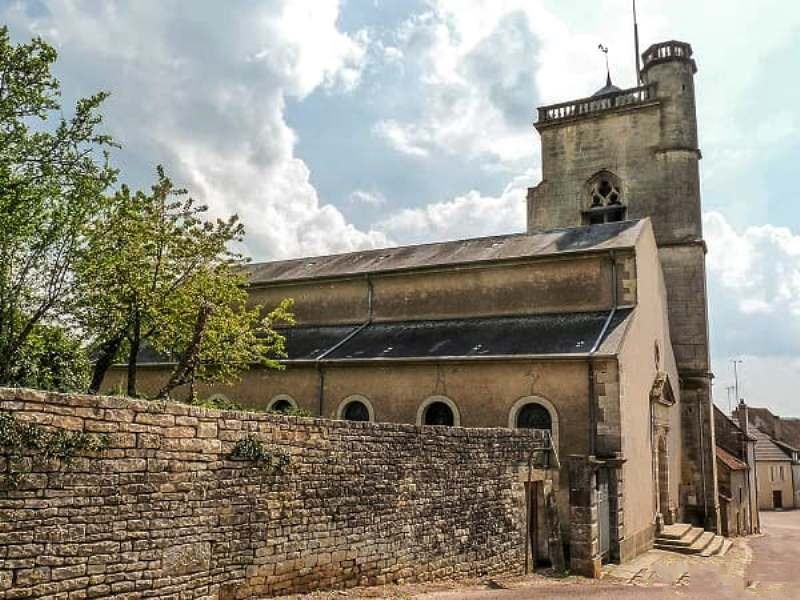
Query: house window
336,395,375,422
582,173,626,225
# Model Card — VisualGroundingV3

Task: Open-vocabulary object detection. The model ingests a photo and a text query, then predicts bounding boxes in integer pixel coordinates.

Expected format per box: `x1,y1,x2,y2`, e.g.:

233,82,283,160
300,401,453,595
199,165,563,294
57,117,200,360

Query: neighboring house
104,39,721,572
733,405,800,449
773,439,800,508
716,447,753,536
752,428,797,510
714,404,758,536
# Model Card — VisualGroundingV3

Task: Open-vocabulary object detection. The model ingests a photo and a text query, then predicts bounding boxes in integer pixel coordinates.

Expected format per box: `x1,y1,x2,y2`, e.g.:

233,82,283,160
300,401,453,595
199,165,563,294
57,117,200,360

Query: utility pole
732,359,743,407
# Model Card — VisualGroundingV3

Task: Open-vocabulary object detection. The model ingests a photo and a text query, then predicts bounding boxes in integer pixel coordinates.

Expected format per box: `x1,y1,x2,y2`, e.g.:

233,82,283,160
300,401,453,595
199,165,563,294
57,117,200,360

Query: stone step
718,539,733,557
655,530,715,555
658,523,693,540
655,526,704,548
700,535,725,557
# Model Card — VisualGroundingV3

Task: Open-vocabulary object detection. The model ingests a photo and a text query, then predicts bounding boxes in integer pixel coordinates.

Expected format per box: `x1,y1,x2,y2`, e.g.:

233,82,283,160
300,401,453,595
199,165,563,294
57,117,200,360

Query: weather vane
598,44,611,86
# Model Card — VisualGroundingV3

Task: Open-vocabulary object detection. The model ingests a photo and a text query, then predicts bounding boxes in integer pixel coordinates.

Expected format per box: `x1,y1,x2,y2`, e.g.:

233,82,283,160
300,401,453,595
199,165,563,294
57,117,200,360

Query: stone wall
0,388,542,599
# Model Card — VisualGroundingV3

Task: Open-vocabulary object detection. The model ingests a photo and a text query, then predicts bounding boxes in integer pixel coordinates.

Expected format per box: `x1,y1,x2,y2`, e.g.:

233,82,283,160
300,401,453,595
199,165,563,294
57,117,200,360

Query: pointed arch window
583,172,626,225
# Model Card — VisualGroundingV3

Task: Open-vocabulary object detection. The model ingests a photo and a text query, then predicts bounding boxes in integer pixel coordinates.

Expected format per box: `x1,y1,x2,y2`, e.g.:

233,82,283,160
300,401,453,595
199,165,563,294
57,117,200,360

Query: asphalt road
744,510,800,595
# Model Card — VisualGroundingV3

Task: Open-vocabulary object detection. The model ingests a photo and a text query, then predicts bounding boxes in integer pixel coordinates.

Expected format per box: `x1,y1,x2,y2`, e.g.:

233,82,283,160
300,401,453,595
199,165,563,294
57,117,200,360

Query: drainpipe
697,390,709,527
588,251,618,458
738,403,755,534
315,274,374,416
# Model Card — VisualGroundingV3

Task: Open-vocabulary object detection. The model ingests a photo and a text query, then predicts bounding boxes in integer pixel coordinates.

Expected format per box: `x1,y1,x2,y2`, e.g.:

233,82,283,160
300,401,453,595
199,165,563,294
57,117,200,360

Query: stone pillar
607,458,626,563
567,456,601,578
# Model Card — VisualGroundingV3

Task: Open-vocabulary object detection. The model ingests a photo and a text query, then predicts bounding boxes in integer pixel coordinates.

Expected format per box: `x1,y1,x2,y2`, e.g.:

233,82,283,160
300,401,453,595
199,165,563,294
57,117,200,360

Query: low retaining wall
0,388,541,599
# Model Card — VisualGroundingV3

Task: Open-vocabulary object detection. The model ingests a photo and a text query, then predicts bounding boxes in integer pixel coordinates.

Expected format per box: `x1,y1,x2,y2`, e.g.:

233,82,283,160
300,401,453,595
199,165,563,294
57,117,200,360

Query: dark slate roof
593,74,622,97
752,428,792,462
247,220,645,285
280,309,632,361
714,405,757,442
281,325,360,360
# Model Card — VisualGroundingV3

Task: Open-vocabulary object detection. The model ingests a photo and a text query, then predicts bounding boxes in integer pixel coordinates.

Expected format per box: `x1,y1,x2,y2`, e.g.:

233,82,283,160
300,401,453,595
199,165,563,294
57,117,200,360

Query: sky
2,0,800,416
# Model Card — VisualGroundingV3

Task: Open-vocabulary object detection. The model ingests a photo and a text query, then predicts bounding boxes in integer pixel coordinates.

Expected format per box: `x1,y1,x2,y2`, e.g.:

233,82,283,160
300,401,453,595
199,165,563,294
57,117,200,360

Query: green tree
0,27,116,383
5,318,90,392
154,275,294,400
78,167,293,398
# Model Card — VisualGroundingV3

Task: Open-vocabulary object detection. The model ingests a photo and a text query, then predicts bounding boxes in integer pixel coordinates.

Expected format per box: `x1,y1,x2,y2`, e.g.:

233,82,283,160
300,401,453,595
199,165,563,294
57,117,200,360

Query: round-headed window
342,400,370,422
267,394,298,414
424,401,455,426
516,403,552,431
271,399,293,414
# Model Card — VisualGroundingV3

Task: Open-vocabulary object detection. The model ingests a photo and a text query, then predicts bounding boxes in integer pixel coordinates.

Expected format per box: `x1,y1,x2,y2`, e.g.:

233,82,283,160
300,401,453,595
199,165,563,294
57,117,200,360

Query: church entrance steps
699,535,725,557
654,524,730,557
658,523,693,540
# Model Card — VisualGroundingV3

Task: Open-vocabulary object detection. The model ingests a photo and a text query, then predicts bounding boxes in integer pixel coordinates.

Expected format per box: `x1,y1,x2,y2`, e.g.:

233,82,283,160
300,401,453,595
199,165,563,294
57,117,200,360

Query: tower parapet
536,83,656,127
641,41,696,73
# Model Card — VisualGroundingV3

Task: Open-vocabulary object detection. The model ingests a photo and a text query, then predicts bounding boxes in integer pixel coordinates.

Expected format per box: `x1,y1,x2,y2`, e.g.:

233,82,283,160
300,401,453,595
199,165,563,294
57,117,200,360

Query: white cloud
372,120,431,158
377,170,535,244
2,0,386,261
371,2,543,169
367,0,660,172
705,211,800,317
349,189,387,207
705,211,800,415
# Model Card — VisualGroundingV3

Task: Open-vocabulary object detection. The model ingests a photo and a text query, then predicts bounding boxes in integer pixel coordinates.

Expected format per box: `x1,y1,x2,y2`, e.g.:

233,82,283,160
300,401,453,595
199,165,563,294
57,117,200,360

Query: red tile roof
716,446,748,471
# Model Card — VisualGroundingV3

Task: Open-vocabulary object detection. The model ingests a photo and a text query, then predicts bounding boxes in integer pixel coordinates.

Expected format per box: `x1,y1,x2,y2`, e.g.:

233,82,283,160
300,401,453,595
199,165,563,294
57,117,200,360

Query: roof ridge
247,220,646,285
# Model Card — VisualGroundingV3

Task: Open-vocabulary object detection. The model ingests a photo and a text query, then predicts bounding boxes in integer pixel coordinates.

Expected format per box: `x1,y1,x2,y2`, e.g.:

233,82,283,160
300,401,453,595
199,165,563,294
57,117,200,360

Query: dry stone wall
0,388,541,599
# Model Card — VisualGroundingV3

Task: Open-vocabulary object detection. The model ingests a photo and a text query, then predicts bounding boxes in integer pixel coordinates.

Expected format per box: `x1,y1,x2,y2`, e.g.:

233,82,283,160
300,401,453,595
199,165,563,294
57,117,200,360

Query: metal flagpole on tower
633,0,642,84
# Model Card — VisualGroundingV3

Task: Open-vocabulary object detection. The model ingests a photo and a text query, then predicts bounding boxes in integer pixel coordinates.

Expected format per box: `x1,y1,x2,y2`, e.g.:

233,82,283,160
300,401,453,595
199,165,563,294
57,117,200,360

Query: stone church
109,40,719,574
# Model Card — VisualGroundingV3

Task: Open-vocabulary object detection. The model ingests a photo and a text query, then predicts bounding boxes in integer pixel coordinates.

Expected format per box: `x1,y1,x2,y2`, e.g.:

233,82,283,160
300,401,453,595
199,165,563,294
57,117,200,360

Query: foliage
4,318,90,392
0,411,109,487
0,26,116,384
75,167,294,398
155,278,295,399
268,405,312,418
231,434,290,474
181,395,310,415
185,394,244,412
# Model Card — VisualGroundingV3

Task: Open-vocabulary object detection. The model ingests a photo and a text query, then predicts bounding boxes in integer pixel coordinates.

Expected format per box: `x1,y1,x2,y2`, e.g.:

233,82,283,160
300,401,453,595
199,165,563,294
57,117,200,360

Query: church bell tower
528,41,719,529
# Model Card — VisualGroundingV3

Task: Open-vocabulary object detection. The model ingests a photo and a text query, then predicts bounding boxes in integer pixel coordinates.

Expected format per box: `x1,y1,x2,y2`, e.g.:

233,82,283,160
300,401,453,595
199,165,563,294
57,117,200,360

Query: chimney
737,399,750,461
737,399,749,434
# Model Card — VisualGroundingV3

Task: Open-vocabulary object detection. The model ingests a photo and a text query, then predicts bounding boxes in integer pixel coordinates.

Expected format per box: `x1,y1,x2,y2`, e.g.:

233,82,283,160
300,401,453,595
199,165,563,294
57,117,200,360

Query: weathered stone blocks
0,388,540,599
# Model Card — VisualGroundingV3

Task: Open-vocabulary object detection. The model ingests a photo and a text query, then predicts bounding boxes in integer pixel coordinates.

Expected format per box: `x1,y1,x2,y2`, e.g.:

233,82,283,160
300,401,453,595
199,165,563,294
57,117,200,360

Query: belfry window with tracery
583,173,626,225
